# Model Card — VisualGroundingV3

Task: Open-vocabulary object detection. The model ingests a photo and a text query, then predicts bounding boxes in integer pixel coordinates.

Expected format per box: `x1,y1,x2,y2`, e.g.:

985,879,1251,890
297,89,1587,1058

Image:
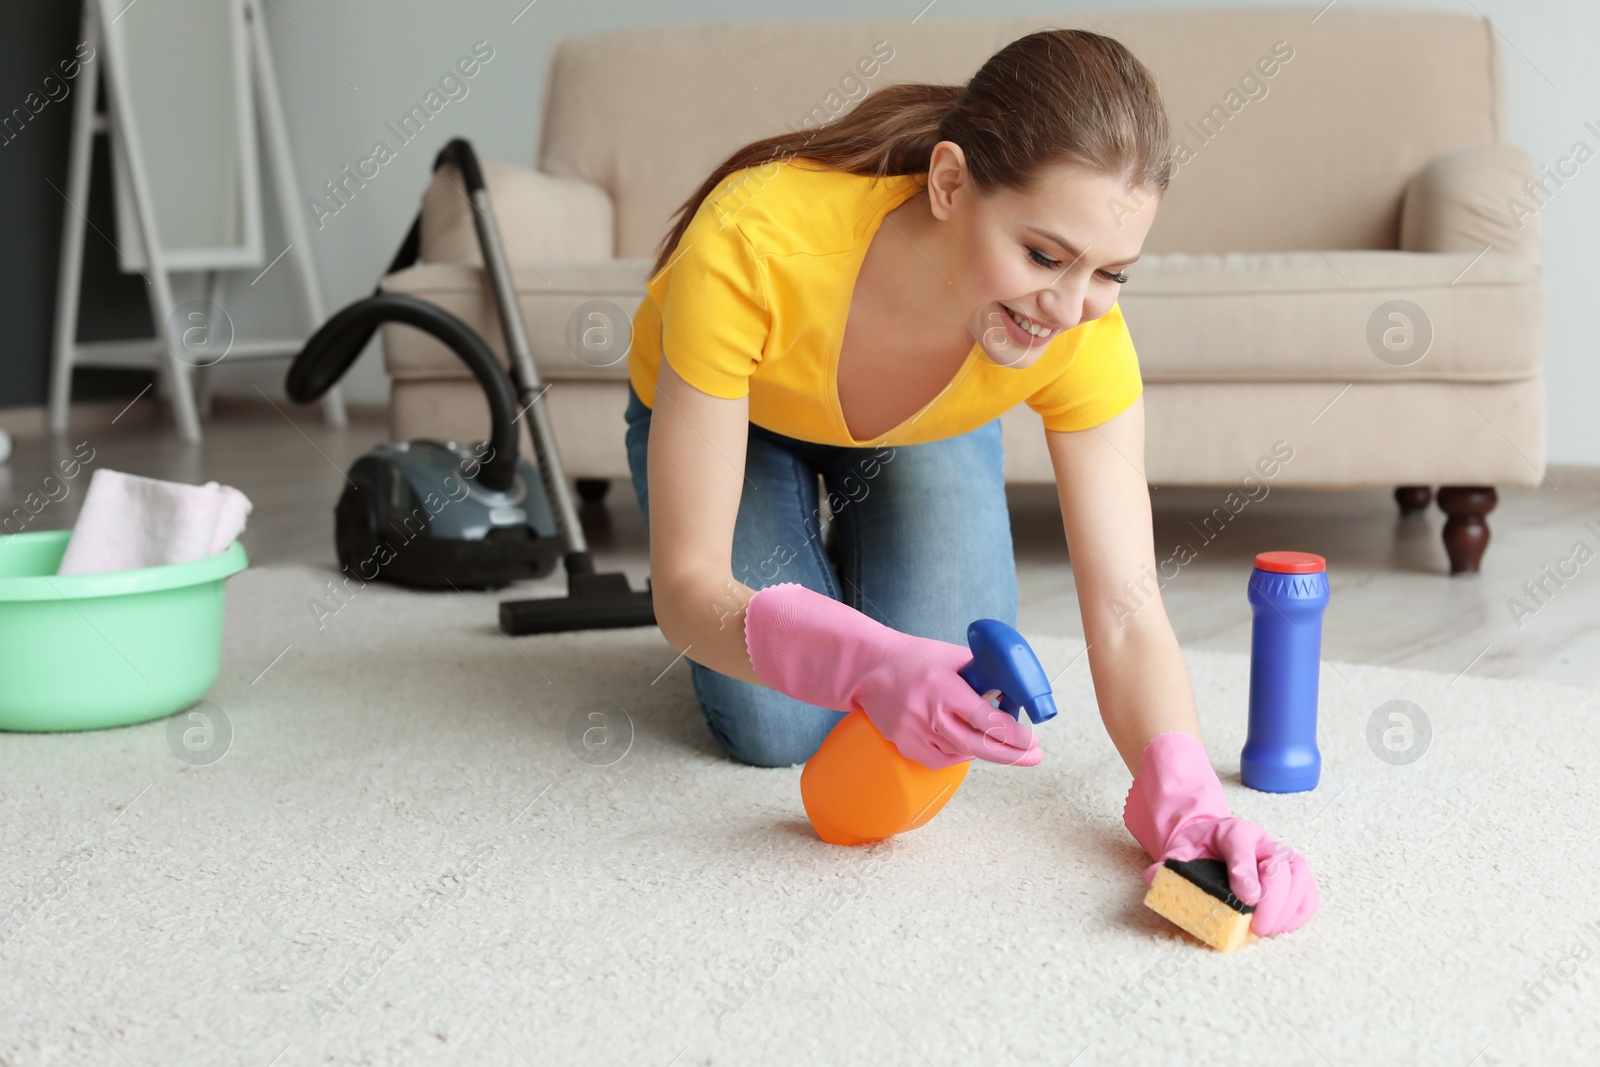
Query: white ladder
49,0,345,443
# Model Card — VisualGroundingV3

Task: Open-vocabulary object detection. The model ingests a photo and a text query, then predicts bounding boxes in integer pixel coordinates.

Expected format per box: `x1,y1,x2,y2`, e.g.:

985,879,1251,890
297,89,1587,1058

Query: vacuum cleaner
285,137,655,635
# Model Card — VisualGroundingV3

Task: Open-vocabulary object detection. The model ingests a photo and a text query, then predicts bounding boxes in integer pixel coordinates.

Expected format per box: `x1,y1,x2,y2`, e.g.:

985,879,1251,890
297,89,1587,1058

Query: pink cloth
56,469,251,576
742,581,1041,770
1123,731,1319,937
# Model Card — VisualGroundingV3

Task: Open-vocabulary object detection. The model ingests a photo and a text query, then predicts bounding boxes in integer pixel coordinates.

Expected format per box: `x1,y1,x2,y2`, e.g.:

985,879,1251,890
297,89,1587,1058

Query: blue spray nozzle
956,619,1058,725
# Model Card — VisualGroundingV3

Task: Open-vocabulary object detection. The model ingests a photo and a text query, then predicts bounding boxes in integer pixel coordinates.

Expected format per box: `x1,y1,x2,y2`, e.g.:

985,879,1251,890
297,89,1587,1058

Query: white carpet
2,564,1597,1067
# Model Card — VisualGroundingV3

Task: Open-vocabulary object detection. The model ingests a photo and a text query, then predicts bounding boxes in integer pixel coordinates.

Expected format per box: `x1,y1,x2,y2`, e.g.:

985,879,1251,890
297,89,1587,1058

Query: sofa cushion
380,258,654,384
390,375,1547,488
1123,250,1543,382
420,159,614,265
537,11,1504,259
381,250,1541,387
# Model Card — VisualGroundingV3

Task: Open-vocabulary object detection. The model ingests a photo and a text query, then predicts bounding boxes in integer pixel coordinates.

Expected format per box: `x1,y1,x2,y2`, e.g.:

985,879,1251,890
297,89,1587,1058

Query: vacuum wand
432,139,656,634
452,147,586,559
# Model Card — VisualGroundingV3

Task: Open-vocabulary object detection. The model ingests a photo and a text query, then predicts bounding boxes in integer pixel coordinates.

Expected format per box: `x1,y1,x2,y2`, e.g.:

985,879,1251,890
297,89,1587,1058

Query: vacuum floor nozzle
498,552,655,635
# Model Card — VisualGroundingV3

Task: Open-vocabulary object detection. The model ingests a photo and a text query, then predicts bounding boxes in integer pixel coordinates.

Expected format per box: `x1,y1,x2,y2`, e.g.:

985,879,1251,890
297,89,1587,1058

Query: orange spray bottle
799,619,1058,845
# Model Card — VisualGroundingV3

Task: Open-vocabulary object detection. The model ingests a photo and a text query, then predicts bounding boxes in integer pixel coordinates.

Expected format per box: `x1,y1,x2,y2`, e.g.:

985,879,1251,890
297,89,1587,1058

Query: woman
624,29,1317,938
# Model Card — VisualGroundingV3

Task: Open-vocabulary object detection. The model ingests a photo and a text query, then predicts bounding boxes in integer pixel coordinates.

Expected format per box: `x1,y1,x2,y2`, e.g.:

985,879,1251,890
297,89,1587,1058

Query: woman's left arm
1043,393,1197,775
1044,394,1319,936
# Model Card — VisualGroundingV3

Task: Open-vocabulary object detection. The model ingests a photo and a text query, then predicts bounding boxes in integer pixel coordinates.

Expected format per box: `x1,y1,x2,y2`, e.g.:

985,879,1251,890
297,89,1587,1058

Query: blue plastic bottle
1240,551,1330,793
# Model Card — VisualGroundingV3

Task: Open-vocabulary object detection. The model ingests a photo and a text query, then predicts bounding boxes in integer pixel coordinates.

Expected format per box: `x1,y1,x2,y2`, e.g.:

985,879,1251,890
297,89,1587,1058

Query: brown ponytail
649,28,1172,278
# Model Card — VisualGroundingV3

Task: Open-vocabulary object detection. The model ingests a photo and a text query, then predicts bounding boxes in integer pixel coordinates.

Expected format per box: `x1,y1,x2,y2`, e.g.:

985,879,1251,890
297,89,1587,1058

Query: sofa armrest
421,159,614,265
1398,144,1539,261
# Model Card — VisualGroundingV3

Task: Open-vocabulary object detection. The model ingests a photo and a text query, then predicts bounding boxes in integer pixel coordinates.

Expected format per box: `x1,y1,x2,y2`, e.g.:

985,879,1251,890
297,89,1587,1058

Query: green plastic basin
0,530,248,732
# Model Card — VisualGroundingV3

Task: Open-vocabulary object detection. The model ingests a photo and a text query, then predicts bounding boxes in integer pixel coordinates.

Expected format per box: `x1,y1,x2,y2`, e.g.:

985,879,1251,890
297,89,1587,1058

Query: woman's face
927,143,1161,370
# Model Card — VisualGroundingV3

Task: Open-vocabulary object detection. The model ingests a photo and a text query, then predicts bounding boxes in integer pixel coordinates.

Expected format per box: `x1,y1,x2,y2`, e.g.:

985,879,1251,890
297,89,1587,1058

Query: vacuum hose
285,292,521,493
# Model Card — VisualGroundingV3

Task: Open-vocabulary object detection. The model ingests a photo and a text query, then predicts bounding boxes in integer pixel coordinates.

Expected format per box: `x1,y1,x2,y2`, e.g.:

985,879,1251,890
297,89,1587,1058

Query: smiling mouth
999,302,1058,340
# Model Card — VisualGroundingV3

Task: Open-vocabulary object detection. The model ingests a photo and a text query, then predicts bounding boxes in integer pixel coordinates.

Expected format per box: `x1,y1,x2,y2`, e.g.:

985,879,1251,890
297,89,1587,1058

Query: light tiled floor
8,404,1597,690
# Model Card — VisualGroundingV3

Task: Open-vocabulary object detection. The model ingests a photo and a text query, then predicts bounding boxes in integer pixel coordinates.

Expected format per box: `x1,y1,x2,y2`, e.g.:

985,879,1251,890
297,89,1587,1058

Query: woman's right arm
645,355,765,684
645,356,1042,768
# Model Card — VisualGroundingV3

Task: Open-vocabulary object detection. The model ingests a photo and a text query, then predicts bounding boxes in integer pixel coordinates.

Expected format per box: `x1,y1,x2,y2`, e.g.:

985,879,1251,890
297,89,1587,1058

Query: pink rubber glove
743,582,1041,770
1123,731,1319,937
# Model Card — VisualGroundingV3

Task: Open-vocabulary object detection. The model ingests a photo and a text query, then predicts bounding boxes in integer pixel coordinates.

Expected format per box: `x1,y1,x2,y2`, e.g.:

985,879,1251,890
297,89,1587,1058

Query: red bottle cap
1254,551,1326,574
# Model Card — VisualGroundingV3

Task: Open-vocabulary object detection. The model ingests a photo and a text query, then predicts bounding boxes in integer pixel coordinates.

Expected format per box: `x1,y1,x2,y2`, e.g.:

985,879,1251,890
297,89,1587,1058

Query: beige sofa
380,8,1545,574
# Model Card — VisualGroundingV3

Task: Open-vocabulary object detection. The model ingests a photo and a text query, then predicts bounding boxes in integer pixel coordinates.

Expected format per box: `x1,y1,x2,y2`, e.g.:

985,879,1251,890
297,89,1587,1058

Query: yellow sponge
1143,858,1260,952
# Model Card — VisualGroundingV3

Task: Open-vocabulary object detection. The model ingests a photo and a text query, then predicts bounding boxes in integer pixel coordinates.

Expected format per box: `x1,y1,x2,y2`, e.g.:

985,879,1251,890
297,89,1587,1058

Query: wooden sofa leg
1436,486,1497,575
576,478,611,505
1394,486,1432,516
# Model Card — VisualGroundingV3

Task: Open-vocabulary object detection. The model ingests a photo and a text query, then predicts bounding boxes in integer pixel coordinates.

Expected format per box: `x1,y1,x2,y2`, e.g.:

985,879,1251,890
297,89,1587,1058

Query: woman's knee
693,670,842,768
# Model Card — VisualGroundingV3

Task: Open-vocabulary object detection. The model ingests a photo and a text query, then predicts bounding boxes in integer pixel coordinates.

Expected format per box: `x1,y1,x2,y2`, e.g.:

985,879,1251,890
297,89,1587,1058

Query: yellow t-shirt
628,160,1143,447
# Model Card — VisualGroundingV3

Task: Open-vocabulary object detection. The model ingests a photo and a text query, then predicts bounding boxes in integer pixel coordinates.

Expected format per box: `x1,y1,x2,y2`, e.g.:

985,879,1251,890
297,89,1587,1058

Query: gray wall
0,2,155,408
8,0,1599,464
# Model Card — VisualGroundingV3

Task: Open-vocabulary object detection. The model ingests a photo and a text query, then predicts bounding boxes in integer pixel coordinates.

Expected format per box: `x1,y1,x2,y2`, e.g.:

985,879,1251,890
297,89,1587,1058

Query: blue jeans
623,382,1019,767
